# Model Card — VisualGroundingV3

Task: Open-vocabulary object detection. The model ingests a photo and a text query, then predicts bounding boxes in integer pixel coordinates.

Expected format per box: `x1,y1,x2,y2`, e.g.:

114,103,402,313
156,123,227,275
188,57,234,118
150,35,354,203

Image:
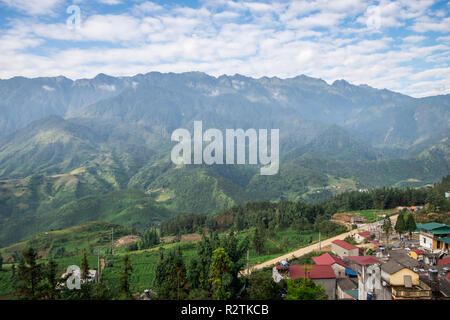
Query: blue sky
0,0,448,97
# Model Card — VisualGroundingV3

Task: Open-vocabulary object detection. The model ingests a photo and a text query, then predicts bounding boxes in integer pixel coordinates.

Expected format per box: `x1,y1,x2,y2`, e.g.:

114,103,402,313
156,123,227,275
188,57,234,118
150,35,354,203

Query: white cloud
0,0,63,15
411,16,450,33
403,35,426,43
0,0,448,98
98,0,122,5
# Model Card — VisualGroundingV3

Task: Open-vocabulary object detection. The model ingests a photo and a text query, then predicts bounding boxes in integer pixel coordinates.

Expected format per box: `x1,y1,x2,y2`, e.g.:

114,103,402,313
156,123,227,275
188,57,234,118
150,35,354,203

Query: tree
405,214,417,236
15,248,44,299
284,278,327,300
394,211,406,236
154,248,188,300
44,259,59,300
245,271,284,300
209,247,232,300
253,225,265,255
119,255,133,299
138,228,160,250
80,249,89,282
0,253,3,271
382,216,393,243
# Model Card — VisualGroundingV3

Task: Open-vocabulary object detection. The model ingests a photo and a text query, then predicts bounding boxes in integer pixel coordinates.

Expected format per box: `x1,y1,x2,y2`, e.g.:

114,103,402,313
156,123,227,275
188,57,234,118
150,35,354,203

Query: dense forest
161,175,450,236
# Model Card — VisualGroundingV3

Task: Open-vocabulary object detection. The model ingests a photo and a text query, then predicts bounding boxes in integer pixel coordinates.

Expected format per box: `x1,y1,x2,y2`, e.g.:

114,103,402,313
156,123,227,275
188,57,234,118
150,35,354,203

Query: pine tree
394,211,406,236
405,214,417,236
15,248,44,299
45,259,59,300
120,255,133,299
80,249,89,282
382,216,393,243
253,225,265,255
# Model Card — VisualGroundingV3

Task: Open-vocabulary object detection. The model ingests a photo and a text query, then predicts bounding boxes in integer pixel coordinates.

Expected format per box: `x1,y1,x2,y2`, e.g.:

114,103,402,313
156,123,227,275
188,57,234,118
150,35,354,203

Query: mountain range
0,71,448,246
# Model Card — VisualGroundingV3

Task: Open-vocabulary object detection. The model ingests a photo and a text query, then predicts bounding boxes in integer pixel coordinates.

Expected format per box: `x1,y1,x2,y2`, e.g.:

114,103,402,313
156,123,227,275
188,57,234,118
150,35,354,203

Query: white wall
420,234,433,249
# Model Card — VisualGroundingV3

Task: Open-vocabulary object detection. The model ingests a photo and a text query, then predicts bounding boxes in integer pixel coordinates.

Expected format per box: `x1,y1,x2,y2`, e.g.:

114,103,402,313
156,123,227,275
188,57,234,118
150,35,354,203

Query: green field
351,209,395,223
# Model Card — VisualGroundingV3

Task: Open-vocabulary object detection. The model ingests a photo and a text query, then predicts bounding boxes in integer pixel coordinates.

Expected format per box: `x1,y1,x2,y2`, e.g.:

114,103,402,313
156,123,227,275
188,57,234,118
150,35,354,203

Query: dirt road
241,214,398,275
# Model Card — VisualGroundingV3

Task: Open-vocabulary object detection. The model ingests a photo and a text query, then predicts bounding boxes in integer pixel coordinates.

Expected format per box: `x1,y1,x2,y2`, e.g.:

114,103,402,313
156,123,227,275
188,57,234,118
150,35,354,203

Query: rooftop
287,265,336,280
381,260,411,275
312,253,348,268
344,256,380,266
417,223,450,234
332,239,358,250
388,249,420,269
357,231,372,238
417,222,447,231
337,277,358,291
438,257,450,266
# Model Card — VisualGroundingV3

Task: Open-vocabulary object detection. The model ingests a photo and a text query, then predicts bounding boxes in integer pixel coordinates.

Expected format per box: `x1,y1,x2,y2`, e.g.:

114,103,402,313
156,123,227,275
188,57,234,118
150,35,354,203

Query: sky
0,0,449,97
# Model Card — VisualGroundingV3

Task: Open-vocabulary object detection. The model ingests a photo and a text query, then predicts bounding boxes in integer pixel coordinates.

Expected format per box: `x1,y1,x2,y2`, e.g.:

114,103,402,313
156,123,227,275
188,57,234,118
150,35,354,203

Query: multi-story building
417,223,450,251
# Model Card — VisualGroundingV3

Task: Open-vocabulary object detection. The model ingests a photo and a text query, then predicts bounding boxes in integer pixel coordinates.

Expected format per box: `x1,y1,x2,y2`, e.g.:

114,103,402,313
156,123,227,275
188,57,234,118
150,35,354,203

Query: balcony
391,281,432,300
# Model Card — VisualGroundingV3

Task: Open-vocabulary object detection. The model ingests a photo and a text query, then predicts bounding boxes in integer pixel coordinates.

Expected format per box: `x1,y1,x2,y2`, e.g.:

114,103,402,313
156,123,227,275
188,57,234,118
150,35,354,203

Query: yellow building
409,249,424,260
381,261,432,300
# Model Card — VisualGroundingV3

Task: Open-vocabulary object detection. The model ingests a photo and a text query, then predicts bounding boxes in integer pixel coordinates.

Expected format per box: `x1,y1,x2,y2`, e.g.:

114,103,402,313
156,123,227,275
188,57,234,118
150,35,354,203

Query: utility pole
318,231,321,251
96,248,100,283
246,249,250,275
111,227,114,255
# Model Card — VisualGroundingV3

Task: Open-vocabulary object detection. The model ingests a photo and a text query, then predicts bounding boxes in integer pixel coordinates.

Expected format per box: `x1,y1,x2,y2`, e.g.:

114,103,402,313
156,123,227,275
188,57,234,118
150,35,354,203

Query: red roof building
438,257,450,266
312,253,347,268
357,231,372,238
344,256,380,266
332,240,358,250
412,249,424,255
287,265,336,280
370,240,382,246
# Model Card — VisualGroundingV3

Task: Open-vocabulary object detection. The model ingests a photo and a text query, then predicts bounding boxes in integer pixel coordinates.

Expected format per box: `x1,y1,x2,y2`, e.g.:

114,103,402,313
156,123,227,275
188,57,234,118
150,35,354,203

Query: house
409,249,425,260
331,240,359,258
59,268,97,288
417,223,450,251
419,273,450,300
273,264,336,300
380,260,432,300
355,231,373,243
350,215,365,224
312,253,348,278
342,256,389,300
438,257,450,266
336,278,358,300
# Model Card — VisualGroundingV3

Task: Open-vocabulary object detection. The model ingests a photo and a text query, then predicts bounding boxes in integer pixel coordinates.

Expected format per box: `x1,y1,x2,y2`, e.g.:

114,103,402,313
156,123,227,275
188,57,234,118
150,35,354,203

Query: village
270,210,450,300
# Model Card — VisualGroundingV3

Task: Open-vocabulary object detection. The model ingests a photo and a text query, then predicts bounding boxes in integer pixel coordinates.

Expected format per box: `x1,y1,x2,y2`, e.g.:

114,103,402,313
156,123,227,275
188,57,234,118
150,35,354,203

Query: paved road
241,214,398,275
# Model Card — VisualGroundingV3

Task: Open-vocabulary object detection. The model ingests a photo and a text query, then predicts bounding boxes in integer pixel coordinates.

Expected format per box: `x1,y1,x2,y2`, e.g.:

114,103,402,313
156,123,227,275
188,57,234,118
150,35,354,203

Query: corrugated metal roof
288,265,336,279
332,239,358,250
312,253,348,268
344,289,358,300
381,260,406,274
